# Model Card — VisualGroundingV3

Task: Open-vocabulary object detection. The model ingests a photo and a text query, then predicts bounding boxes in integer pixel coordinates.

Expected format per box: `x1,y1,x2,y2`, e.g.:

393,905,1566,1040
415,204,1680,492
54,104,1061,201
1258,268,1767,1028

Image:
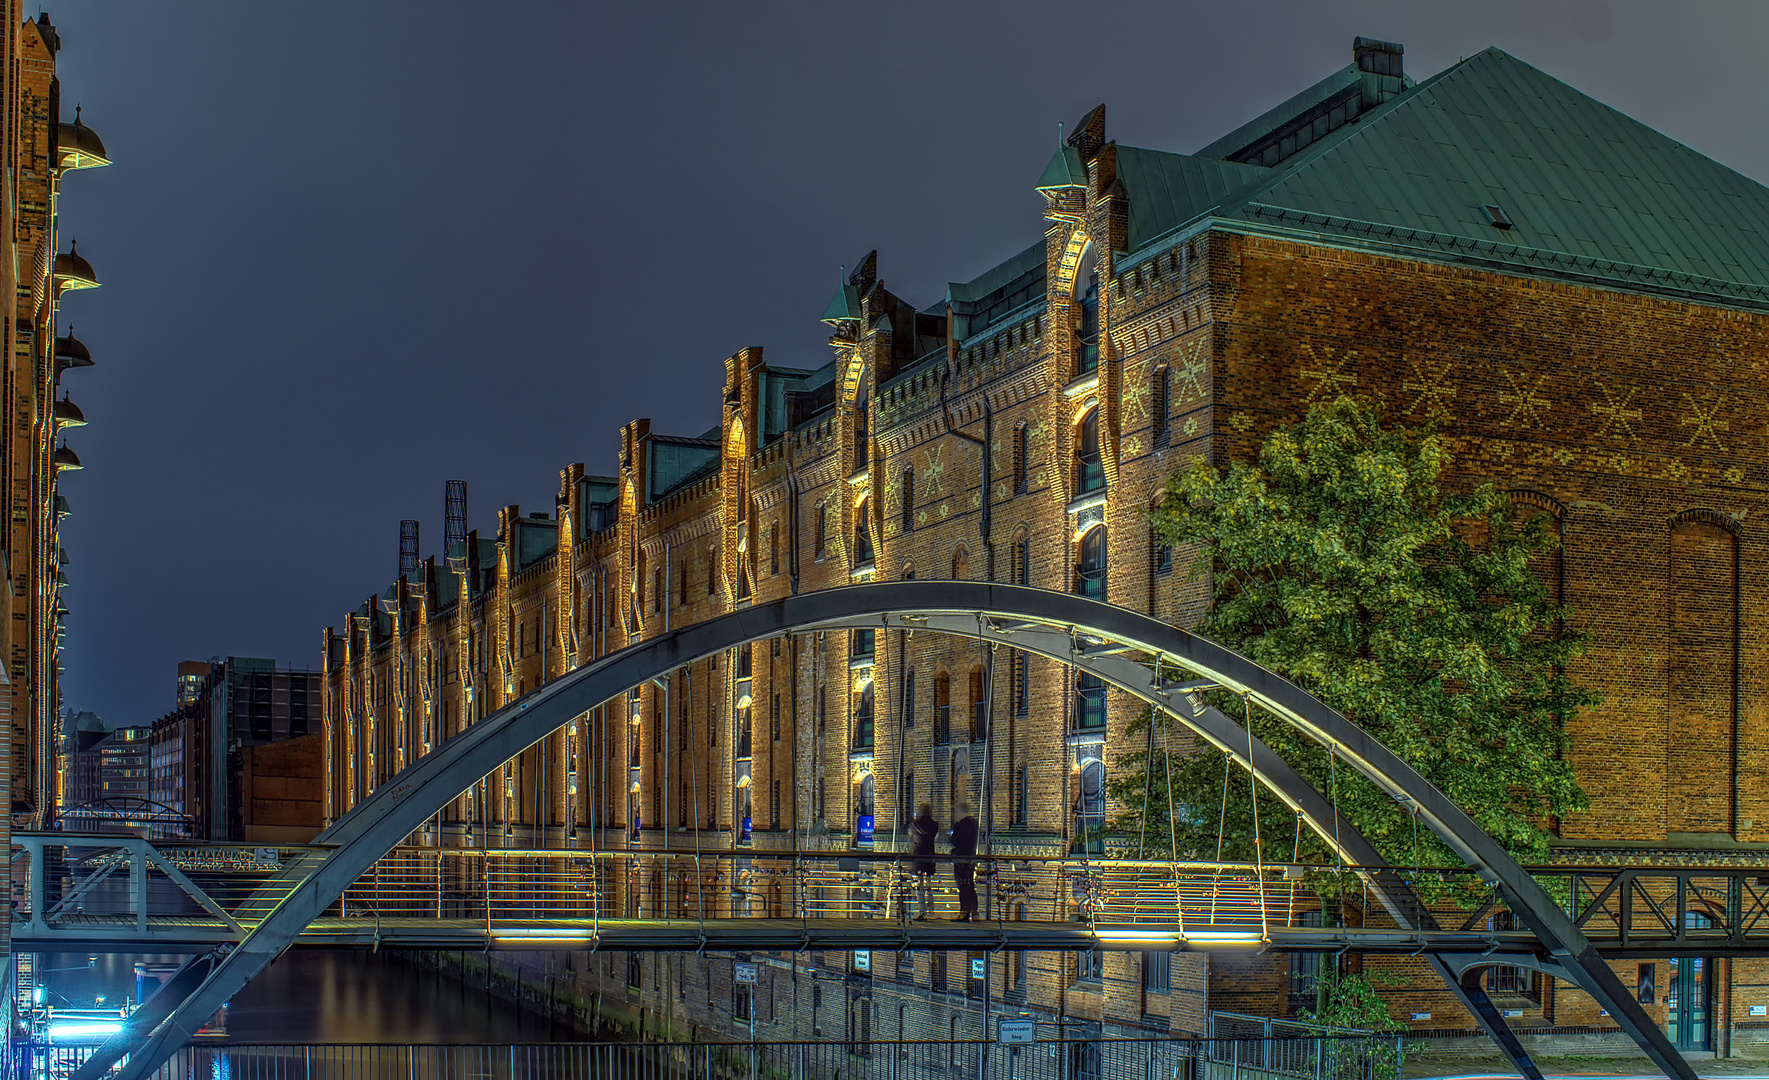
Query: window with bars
771,695,781,741
769,522,780,575
902,667,916,729
901,467,914,534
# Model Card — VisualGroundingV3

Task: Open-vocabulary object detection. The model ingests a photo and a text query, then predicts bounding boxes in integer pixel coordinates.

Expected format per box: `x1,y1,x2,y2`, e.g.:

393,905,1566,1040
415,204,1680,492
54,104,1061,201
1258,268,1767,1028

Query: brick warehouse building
322,39,1769,1056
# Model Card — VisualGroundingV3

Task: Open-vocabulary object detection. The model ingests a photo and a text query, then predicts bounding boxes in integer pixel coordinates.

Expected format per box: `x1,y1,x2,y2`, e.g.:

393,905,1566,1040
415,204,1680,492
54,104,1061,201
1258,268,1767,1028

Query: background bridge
70,583,1699,1080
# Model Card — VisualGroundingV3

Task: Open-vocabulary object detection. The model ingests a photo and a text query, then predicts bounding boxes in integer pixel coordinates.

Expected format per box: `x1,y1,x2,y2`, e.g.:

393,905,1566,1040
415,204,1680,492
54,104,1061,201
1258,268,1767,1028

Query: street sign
997,1018,1035,1045
734,962,758,985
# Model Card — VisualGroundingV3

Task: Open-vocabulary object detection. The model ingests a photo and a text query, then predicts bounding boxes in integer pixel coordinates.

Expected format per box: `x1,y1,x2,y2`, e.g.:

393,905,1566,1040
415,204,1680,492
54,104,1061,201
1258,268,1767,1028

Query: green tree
1102,397,1592,869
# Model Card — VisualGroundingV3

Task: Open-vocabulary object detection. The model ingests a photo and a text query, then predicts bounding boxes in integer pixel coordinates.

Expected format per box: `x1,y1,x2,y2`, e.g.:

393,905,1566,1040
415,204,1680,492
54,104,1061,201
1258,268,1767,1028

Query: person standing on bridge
949,801,979,922
911,802,939,920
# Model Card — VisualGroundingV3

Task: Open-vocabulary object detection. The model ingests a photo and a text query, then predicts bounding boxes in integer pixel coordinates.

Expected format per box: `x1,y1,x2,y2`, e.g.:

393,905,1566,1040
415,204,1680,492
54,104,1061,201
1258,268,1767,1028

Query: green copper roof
820,283,861,324
1195,63,1365,163
1035,145,1088,191
1114,148,1270,251
1200,47,1769,304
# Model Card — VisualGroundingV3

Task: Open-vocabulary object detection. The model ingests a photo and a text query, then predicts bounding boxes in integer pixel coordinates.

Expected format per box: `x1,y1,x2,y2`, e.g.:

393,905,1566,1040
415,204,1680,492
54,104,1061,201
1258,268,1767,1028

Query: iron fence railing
14,1034,1405,1080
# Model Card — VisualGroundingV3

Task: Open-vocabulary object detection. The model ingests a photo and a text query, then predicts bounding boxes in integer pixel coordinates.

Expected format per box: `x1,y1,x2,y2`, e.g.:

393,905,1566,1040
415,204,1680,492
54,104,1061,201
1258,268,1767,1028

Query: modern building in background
321,39,1769,1055
63,717,148,809
150,658,323,840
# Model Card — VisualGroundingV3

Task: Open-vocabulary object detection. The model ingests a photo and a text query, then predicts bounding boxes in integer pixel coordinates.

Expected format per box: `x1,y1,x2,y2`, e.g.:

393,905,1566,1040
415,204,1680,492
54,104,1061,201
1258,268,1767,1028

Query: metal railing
15,1034,1404,1080
22,830,1769,961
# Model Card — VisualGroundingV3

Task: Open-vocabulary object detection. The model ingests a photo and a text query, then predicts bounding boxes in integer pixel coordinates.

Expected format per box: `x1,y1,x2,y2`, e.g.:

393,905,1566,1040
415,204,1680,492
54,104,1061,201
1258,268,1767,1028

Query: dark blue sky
45,1,1769,723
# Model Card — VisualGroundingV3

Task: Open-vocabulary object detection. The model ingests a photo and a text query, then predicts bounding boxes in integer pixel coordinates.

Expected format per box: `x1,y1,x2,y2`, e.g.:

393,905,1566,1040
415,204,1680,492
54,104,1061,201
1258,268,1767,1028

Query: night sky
45,1,1769,725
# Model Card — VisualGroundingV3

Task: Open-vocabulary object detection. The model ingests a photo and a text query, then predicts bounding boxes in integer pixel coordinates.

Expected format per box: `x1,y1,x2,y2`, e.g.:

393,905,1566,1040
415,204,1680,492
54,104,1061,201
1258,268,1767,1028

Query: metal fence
16,1034,1403,1080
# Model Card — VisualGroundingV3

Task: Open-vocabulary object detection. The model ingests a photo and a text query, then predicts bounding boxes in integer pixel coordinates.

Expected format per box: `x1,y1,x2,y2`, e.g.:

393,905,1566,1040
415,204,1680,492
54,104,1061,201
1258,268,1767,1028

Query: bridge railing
20,829,1769,958
20,1034,1405,1080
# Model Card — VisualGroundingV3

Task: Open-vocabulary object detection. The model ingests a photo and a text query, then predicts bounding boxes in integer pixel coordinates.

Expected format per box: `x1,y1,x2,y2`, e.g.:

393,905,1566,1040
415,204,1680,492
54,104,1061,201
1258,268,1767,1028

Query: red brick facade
320,43,1769,1054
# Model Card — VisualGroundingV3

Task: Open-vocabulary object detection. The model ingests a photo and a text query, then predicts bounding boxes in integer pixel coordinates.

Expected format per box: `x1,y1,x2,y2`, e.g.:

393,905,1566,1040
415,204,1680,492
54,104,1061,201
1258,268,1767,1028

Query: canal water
36,950,573,1043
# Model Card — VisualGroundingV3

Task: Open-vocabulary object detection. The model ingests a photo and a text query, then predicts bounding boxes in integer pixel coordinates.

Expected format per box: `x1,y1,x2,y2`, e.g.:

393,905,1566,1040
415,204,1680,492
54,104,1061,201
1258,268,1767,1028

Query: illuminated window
1075,409,1104,494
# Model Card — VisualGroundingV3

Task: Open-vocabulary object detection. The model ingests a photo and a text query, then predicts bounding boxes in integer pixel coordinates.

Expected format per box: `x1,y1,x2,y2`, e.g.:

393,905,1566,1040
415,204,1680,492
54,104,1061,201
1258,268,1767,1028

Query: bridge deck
11,914,1742,958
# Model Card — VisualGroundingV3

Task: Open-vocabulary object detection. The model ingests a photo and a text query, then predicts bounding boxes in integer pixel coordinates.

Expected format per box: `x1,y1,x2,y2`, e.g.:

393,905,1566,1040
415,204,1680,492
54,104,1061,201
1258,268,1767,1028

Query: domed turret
53,239,99,292
55,105,110,171
55,327,93,374
52,443,82,471
53,397,85,428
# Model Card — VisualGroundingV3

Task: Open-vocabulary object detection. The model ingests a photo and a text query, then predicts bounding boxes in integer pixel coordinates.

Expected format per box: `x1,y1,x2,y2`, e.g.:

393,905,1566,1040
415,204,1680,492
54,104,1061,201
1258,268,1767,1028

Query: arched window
934,670,952,745
1013,424,1029,493
1151,530,1173,577
951,547,969,581
1152,366,1171,445
901,467,915,534
968,665,987,742
854,499,875,564
1074,244,1100,378
1016,529,1031,587
1076,526,1106,599
1075,408,1104,494
858,773,875,817
814,502,827,560
1076,759,1105,854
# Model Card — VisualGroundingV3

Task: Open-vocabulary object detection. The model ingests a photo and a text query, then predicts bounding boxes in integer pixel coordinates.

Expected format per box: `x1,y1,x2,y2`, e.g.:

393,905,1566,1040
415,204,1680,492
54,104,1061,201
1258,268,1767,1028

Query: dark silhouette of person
949,801,980,921
910,802,939,919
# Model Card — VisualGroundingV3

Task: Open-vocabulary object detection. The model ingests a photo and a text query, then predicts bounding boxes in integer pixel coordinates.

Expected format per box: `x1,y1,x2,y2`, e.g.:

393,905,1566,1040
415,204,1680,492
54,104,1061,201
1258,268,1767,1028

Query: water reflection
37,950,573,1044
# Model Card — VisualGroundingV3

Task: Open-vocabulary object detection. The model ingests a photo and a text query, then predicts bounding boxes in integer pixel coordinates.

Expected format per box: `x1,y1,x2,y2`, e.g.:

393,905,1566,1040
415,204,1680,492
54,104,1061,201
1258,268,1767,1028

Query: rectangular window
814,504,827,560
771,695,781,741
769,522,780,575
1014,764,1028,827
1077,949,1103,983
770,779,781,829
1144,951,1171,994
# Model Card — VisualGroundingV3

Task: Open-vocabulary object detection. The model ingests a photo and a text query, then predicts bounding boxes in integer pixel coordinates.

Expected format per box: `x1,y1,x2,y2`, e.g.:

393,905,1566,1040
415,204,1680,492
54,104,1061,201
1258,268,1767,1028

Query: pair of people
909,801,979,921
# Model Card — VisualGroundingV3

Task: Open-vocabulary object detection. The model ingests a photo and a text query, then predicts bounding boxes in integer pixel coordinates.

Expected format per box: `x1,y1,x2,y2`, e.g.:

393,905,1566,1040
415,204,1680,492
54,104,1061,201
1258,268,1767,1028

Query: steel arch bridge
81,583,1693,1080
